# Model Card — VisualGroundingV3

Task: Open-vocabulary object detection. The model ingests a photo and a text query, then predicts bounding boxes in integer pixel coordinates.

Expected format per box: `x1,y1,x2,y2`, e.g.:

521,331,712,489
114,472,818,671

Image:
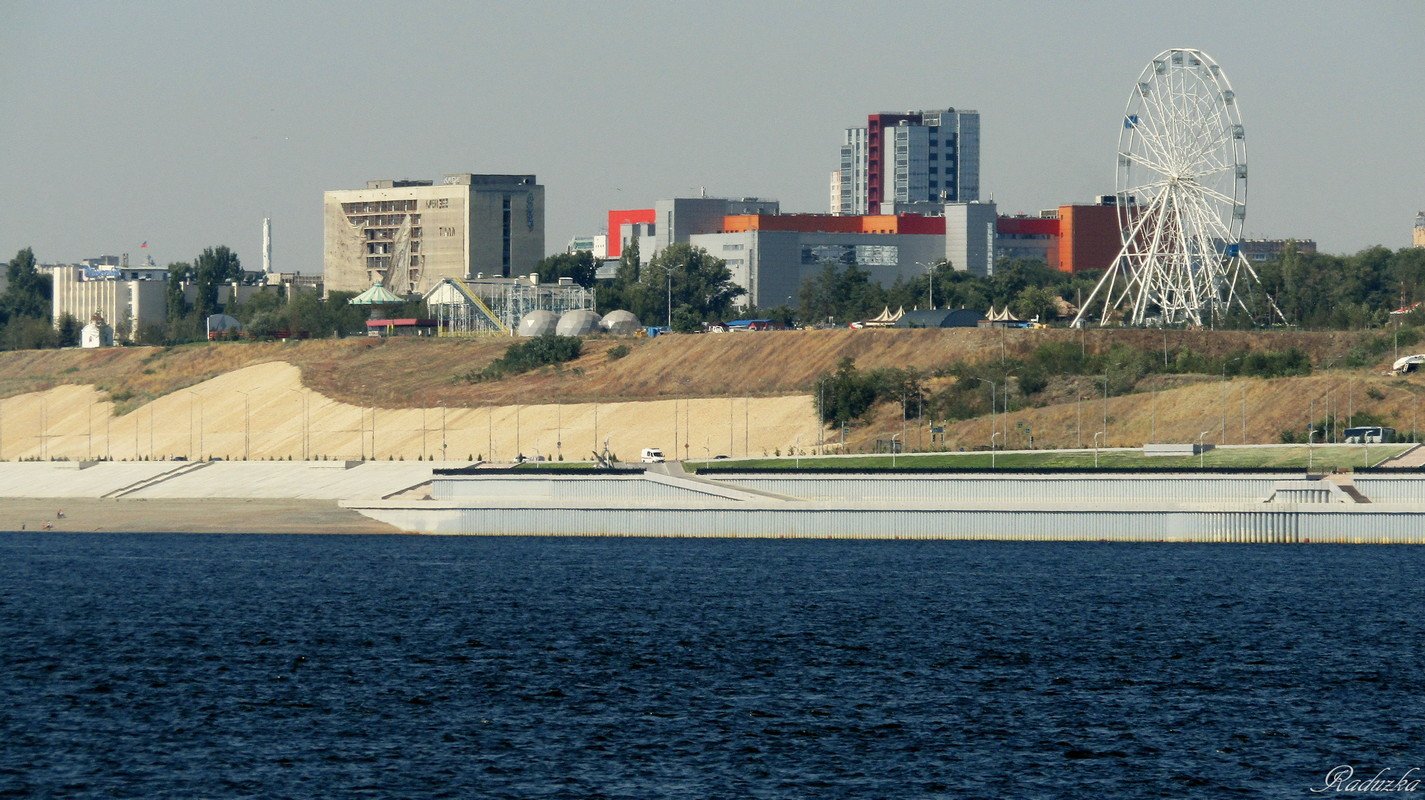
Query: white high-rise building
831,108,980,215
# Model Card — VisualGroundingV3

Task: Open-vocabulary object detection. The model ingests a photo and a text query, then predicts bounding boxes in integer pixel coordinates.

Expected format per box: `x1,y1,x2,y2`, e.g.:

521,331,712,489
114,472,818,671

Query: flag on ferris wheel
140,241,148,248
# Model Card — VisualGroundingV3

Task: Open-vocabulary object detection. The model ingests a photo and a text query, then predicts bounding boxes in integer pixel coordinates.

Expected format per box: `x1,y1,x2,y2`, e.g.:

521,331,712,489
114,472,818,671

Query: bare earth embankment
0,328,1417,460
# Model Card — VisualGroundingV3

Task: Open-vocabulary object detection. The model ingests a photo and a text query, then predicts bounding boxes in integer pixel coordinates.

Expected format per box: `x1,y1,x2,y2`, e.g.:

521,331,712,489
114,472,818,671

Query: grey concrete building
687,228,946,310
323,173,544,296
650,197,779,255
832,108,980,215
945,201,998,277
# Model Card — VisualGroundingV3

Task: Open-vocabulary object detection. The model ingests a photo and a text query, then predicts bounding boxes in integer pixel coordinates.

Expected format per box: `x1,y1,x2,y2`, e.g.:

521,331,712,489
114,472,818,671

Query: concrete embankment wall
345,470,1425,543
0,460,452,500
343,500,1425,544
706,474,1292,503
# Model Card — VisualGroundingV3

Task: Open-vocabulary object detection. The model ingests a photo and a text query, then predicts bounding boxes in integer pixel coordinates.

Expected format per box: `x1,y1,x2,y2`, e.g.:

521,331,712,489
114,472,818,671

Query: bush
466,335,583,382
607,344,631,361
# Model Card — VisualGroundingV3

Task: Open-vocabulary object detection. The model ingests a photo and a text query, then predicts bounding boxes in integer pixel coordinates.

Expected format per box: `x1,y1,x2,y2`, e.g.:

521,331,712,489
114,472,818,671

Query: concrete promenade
3,458,1425,542
347,465,1425,544
0,460,451,534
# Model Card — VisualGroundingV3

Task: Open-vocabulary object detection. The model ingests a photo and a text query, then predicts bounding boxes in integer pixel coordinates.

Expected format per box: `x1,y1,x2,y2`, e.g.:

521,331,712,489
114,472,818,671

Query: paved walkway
1377,444,1425,468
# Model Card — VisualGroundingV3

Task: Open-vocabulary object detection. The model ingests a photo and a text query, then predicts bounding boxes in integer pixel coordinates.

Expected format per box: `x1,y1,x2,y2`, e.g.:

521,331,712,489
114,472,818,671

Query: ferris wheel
1074,48,1279,327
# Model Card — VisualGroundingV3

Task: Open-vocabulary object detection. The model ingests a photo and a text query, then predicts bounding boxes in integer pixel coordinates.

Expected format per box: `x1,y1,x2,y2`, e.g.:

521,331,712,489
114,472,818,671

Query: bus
1343,426,1395,444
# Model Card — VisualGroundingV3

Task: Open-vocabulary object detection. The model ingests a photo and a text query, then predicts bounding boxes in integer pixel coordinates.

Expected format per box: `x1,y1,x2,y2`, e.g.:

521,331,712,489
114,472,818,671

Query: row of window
343,200,418,214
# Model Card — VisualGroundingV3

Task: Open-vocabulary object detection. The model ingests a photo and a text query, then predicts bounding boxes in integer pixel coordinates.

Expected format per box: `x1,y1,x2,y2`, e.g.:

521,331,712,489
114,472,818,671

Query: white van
640,448,666,463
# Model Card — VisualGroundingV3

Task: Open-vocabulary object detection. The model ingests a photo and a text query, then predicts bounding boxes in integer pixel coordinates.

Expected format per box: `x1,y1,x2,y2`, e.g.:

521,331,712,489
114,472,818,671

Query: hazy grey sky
3,1,1422,272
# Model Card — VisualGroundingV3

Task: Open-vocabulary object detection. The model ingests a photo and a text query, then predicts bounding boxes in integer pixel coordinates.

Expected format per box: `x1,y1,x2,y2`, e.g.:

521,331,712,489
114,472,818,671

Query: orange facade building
1056,204,1122,274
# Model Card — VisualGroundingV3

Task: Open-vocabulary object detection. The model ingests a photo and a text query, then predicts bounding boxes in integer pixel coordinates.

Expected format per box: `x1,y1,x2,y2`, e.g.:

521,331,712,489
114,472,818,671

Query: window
930,167,938,175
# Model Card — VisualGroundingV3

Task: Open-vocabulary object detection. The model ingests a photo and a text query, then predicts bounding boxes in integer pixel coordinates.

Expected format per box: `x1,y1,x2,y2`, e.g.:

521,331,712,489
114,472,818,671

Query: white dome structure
517,310,560,337
555,309,603,337
600,309,642,335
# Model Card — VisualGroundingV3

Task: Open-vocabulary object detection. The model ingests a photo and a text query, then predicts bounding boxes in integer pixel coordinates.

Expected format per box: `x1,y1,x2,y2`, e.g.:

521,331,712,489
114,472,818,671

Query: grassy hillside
0,326,1397,412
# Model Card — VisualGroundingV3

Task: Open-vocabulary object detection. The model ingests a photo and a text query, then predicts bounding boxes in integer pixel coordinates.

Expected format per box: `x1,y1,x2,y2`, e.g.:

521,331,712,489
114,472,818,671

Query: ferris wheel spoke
1119,150,1174,177
1133,79,1182,164
1188,183,1240,209
1125,113,1176,170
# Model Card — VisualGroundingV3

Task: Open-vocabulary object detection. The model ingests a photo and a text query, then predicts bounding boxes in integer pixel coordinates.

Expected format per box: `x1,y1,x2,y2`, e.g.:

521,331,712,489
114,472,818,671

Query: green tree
797,263,887,325
166,262,192,322
1,247,50,322
192,246,243,318
598,239,641,314
1,317,57,350
1014,285,1060,321
638,244,745,325
534,251,598,288
56,313,81,347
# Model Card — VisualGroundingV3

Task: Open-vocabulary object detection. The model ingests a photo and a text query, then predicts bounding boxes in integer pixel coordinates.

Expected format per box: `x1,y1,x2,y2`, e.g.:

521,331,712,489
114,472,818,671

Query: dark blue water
2,534,1422,798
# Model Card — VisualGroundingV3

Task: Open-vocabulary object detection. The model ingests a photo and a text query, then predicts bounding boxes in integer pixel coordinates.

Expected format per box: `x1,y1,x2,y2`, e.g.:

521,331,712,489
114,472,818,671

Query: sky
2,1,1422,272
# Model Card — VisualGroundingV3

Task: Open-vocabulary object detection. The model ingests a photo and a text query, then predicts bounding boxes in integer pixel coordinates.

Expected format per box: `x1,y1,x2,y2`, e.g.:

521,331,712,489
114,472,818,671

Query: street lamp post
990,430,1001,469
917,260,936,309
1077,394,1083,449
973,378,997,456
891,432,902,468
1198,430,1211,468
1151,389,1159,443
234,388,251,460
287,387,306,460
1093,430,1104,468
1221,357,1241,444
1308,426,1317,473
1102,367,1110,444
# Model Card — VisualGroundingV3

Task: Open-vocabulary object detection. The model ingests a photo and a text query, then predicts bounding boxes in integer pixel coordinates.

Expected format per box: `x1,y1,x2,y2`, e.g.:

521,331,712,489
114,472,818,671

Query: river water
2,533,1421,797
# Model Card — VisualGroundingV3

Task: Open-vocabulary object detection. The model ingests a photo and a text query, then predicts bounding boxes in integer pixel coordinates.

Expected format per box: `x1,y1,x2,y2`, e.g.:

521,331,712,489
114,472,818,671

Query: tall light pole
1220,356,1241,444
1102,366,1110,444
990,430,1001,469
187,391,203,458
891,432,902,468
973,377,997,454
1198,430,1211,468
1076,394,1083,449
1240,384,1247,445
1093,430,1104,468
817,380,825,454
1151,390,1158,443
234,388,251,460
1308,426,1317,473
287,387,308,460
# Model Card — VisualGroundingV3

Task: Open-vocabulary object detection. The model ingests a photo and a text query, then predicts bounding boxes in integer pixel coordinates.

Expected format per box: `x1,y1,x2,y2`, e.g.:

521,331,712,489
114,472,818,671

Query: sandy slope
0,362,820,462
